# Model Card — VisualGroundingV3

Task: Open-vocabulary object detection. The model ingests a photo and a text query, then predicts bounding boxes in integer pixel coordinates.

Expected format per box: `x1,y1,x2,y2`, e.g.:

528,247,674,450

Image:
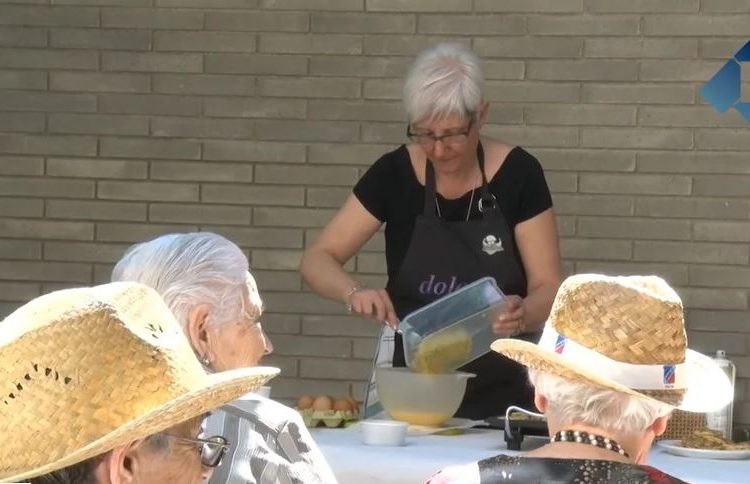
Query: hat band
538,325,686,390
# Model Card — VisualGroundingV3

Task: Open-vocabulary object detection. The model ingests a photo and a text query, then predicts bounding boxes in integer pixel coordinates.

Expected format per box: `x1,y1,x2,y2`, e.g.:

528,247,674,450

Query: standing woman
299,43,561,420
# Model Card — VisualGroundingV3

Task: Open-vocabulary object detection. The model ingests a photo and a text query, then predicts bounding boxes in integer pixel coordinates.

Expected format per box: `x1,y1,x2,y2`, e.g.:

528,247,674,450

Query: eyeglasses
406,116,475,147
165,434,230,468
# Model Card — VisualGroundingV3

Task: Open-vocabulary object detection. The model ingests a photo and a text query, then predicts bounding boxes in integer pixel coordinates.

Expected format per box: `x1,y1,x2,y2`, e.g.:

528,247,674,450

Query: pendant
482,235,504,255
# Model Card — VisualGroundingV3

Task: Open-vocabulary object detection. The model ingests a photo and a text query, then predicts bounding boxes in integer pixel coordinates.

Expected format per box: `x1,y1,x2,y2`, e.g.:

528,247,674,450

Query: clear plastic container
706,350,736,439
399,277,506,373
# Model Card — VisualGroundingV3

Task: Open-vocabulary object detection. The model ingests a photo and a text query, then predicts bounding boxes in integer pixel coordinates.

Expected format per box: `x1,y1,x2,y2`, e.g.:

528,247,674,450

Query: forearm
522,281,559,333
299,248,360,304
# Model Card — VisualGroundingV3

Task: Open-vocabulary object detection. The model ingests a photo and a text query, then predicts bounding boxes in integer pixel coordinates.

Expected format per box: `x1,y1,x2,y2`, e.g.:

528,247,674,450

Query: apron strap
476,142,499,216
424,155,439,219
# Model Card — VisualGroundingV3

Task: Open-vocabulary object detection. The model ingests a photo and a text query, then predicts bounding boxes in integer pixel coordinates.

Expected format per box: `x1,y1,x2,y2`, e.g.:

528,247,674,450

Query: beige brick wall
1,1,749,425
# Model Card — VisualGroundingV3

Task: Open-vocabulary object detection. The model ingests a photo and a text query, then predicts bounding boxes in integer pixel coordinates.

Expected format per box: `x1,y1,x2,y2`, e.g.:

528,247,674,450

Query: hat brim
491,339,732,413
2,366,279,482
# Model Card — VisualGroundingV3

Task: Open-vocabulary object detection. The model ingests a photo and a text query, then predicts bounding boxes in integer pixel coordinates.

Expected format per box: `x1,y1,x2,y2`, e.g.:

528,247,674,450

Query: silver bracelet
344,284,365,313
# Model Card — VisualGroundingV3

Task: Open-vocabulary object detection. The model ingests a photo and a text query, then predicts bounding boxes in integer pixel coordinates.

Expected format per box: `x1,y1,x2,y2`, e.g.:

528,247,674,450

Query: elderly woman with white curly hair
427,274,733,483
112,232,337,484
300,42,561,419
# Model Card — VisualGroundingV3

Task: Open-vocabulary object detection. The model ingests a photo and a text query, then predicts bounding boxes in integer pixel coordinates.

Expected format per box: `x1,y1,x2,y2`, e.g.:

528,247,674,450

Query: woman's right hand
348,288,399,330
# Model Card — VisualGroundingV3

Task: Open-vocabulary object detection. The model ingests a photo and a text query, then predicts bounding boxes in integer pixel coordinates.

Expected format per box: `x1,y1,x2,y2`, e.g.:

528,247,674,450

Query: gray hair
145,432,172,453
30,456,100,484
29,434,171,484
528,370,673,435
403,42,484,123
111,232,250,329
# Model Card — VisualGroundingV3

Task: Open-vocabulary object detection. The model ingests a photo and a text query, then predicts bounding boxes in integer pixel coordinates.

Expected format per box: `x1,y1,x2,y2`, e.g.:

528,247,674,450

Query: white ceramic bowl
360,420,408,446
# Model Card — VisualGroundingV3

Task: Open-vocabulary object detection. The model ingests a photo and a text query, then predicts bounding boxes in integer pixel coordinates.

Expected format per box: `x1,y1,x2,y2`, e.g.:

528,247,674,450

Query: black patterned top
427,455,688,484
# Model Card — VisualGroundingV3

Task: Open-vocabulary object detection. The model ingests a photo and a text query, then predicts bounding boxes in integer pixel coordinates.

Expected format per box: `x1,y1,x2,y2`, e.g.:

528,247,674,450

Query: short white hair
403,42,484,123
528,370,673,435
111,232,251,330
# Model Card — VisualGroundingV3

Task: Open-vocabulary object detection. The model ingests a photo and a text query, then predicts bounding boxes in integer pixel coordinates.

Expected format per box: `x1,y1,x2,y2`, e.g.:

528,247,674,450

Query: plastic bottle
705,350,736,439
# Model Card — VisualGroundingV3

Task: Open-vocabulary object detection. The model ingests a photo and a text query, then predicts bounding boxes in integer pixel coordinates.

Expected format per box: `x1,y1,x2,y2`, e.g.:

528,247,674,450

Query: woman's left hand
492,295,525,336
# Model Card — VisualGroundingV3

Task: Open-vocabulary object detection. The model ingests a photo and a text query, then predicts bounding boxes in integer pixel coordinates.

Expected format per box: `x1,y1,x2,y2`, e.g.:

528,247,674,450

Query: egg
297,395,314,410
333,398,352,412
312,395,333,412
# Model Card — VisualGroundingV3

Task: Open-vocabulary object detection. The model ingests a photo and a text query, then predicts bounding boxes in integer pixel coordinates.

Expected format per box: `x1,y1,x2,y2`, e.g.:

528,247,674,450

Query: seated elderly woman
0,282,277,483
111,232,337,484
428,274,733,483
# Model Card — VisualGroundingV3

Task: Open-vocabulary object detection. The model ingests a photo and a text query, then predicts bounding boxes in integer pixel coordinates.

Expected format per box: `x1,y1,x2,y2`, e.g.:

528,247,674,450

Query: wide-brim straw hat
492,274,732,413
0,282,280,482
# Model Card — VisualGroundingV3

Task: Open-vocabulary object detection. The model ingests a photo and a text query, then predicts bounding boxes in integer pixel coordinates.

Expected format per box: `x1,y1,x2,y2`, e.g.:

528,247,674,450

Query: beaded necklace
552,430,630,459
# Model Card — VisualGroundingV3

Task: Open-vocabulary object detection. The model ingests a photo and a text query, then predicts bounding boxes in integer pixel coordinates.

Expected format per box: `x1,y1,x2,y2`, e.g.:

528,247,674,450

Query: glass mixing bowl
375,367,475,426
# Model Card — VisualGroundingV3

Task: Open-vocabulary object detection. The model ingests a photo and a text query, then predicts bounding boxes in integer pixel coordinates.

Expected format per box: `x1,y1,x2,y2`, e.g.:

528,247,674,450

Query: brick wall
1,1,748,425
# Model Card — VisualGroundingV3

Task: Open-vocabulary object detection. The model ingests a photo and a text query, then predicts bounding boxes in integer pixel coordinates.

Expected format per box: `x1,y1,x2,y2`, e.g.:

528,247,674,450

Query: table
313,426,749,484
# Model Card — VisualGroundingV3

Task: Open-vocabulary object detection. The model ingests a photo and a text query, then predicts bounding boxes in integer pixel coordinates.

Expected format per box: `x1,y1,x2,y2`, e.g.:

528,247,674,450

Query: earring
201,355,211,366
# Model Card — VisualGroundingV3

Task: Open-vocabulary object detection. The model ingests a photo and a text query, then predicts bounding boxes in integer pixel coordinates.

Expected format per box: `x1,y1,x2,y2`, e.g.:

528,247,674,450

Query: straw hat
0,282,280,482
491,274,732,413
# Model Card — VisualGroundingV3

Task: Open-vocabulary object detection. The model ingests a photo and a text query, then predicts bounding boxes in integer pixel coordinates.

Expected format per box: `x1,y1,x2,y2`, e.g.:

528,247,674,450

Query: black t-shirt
353,145,553,283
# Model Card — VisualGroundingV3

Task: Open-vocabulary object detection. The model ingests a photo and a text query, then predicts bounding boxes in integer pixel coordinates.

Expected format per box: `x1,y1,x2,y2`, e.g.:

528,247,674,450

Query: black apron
386,142,538,419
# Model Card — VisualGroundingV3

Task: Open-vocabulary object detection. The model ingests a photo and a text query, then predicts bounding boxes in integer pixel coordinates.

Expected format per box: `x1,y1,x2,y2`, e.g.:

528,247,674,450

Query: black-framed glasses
406,115,475,146
165,434,230,468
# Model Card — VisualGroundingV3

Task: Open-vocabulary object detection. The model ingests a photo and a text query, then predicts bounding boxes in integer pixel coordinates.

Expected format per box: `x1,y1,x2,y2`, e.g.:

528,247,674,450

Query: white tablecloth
312,426,749,484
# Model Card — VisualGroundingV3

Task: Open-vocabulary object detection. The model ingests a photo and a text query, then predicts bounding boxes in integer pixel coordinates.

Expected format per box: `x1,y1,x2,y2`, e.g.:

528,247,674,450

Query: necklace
552,430,630,459
435,187,474,222
434,166,479,222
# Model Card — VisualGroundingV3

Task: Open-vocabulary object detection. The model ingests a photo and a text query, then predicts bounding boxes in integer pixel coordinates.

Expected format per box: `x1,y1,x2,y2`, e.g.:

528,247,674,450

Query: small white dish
658,440,750,460
361,420,408,446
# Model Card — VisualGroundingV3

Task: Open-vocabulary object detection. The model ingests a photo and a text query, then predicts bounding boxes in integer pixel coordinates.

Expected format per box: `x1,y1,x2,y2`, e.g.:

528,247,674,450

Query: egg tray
296,408,359,428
